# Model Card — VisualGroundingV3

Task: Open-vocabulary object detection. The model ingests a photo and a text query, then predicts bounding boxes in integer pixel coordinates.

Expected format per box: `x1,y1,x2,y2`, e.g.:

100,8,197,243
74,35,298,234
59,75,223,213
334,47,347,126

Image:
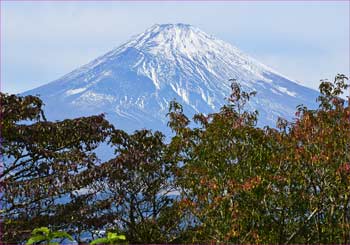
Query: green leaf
107,232,116,240
32,227,50,236
107,232,126,241
51,231,74,241
90,237,110,245
116,235,126,240
26,235,47,245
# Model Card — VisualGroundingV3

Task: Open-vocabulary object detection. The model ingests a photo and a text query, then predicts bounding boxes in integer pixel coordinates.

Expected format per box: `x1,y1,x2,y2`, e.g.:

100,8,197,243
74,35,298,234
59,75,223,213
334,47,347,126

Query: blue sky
1,1,349,94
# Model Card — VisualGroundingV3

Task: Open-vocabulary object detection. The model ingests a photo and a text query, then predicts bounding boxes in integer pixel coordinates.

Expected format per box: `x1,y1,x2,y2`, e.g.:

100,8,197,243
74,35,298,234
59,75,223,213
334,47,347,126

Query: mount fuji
23,23,319,133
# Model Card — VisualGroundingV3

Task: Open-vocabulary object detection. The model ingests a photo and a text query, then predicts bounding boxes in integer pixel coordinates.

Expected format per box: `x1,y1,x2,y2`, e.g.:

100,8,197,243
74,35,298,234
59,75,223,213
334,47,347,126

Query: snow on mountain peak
23,23,319,133
110,23,283,84
72,23,282,88
126,23,236,58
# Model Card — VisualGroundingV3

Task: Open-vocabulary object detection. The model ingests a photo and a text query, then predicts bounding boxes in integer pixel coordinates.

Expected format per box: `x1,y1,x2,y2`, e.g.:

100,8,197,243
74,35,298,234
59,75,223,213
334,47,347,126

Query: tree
1,93,114,242
3,74,349,244
275,74,350,243
166,75,350,243
166,81,275,242
92,129,182,243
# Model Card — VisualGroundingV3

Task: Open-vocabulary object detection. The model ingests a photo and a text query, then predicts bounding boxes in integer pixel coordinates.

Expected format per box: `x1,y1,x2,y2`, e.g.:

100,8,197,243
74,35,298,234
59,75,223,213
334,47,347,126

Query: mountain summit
23,23,318,132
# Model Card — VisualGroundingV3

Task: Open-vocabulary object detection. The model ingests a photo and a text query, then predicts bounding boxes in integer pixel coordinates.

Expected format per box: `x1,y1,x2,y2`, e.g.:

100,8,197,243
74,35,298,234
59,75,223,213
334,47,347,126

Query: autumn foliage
1,74,349,243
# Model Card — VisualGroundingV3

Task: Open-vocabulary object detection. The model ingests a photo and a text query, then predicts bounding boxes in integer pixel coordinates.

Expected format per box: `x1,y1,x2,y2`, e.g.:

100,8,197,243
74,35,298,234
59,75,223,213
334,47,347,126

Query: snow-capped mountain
23,23,319,132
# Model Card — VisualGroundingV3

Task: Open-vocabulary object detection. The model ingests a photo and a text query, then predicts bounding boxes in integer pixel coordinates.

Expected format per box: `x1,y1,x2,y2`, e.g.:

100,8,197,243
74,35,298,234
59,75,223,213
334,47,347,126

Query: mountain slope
23,23,319,132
